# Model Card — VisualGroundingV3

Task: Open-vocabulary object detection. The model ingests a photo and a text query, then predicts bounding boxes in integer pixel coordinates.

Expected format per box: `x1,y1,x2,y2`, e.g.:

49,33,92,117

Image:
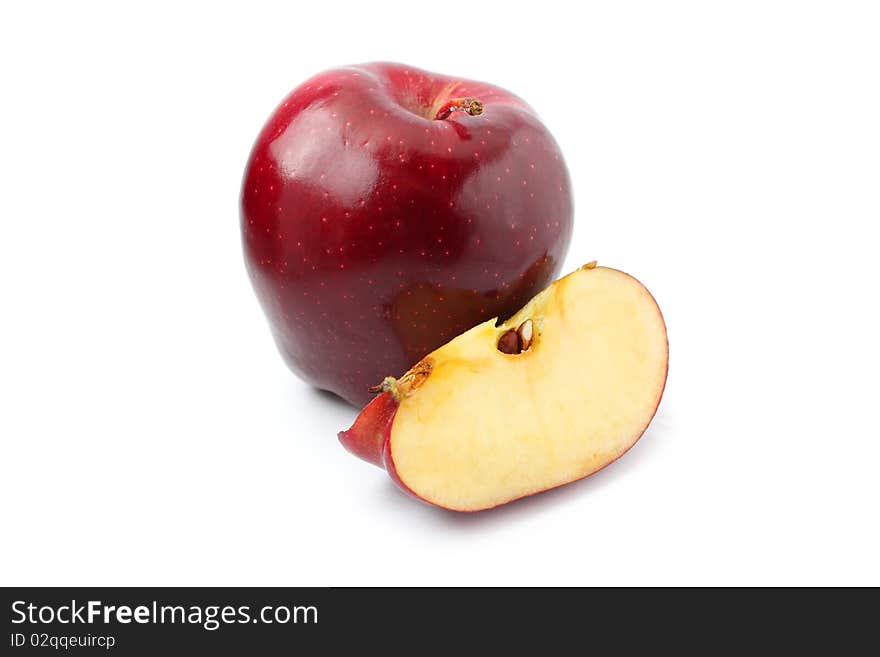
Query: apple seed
517,319,534,351
497,329,521,354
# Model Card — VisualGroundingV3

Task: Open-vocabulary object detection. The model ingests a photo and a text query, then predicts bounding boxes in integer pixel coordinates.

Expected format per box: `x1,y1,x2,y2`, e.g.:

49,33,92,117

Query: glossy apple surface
241,62,573,406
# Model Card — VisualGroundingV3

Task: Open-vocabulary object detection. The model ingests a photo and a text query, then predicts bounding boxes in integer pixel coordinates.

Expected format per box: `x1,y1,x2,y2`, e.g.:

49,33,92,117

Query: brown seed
497,329,521,354
517,319,534,351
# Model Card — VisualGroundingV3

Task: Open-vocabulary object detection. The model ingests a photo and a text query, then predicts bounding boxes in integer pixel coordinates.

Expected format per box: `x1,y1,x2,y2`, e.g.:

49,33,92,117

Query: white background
2,1,878,586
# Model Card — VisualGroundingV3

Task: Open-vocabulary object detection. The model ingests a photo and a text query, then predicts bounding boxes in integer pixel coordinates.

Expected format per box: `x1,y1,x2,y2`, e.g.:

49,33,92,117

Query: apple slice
338,263,668,512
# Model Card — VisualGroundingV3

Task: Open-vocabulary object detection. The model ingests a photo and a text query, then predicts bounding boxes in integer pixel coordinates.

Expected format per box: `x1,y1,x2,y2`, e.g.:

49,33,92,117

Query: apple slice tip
337,391,399,467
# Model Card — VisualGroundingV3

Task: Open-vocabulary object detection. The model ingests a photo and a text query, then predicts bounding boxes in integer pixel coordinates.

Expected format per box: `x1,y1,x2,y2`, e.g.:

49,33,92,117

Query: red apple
241,62,573,406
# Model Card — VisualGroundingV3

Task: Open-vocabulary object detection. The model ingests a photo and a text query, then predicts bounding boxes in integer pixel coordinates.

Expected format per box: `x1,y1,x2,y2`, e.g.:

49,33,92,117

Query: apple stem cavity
434,97,484,121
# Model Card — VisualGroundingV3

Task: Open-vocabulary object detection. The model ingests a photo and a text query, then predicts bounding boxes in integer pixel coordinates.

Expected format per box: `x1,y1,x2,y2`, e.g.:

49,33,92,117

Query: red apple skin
336,390,422,503
241,62,573,407
336,390,421,503
337,391,398,467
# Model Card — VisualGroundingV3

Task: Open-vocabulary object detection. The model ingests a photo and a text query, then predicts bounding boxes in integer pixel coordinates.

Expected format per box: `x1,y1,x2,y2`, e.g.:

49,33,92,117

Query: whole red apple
241,62,573,406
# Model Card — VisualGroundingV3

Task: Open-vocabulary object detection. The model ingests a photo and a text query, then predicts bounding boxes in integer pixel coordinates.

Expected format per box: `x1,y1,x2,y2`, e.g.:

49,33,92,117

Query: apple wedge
338,263,668,512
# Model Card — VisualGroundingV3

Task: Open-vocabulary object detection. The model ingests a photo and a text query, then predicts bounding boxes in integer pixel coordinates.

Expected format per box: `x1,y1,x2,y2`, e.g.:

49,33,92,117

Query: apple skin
241,62,573,407
336,390,397,467
337,390,421,503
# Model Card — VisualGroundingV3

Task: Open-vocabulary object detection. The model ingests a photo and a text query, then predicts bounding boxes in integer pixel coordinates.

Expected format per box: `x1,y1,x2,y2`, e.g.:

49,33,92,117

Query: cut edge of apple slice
384,265,668,512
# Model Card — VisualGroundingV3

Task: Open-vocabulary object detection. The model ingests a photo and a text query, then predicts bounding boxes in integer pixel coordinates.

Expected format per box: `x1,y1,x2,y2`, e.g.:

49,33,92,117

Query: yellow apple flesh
339,264,668,512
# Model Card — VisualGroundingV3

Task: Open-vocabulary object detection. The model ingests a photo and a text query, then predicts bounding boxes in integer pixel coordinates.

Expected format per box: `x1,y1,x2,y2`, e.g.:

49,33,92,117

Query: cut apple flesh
340,265,668,512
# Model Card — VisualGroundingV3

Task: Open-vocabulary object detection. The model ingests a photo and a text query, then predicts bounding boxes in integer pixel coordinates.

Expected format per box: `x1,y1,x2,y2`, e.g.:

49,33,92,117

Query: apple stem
369,377,400,399
434,97,484,121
